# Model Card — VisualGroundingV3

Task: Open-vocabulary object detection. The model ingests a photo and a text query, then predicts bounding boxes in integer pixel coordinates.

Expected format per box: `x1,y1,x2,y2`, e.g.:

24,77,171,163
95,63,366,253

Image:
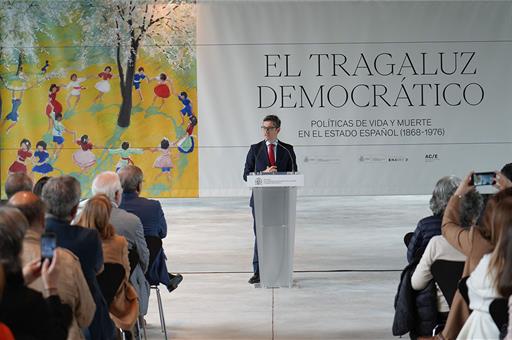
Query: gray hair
5,173,33,199
118,165,143,193
429,175,462,215
42,176,81,219
459,190,485,228
92,171,123,202
0,206,29,274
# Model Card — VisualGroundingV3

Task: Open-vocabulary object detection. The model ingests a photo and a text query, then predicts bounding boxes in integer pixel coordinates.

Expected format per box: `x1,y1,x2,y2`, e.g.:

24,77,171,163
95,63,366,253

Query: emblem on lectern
255,177,263,185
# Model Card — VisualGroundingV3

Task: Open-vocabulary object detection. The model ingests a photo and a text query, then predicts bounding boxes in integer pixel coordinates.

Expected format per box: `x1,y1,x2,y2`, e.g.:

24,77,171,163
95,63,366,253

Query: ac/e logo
425,154,438,159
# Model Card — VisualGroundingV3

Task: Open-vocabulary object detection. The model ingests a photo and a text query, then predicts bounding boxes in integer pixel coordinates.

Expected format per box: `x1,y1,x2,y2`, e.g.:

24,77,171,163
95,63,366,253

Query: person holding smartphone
0,206,72,340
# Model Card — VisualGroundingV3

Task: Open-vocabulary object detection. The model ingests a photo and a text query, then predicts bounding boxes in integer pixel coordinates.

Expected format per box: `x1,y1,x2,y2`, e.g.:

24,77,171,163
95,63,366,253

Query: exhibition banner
197,0,512,196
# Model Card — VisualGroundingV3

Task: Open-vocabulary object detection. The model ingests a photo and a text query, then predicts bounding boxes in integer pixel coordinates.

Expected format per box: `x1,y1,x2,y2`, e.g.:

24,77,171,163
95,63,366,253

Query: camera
470,172,496,186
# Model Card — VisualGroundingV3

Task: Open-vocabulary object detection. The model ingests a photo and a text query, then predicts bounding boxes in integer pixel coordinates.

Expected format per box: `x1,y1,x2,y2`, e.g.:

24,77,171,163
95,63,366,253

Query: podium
246,173,304,288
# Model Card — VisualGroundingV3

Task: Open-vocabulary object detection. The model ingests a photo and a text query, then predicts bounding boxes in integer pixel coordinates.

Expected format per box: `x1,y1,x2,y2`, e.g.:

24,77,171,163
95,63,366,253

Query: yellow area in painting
0,58,198,199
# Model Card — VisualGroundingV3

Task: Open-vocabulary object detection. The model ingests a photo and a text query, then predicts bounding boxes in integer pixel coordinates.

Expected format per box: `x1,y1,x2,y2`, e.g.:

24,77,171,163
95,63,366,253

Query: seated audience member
1,173,33,204
77,194,139,331
407,176,461,263
9,191,95,340
33,176,51,197
89,171,150,316
438,174,512,340
118,165,183,292
457,195,512,338
0,206,72,339
411,191,484,321
42,176,116,340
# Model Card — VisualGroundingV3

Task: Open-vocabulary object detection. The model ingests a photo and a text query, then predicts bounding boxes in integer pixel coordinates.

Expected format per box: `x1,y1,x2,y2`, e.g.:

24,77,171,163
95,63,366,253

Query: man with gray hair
42,175,115,340
406,175,461,263
3,172,33,200
118,165,183,293
90,171,150,315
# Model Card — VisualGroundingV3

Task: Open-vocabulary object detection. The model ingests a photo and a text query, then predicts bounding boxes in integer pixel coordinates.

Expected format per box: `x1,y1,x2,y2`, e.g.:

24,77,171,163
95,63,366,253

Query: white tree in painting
78,0,196,128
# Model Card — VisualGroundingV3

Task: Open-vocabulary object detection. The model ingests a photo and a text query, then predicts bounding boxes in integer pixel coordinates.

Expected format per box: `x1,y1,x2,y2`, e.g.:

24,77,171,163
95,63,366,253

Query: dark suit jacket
243,140,297,182
243,140,298,207
45,216,115,340
120,192,167,238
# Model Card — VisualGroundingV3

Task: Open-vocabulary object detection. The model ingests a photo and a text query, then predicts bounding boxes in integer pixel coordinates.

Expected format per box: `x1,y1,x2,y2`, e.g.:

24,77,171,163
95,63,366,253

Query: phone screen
41,232,57,262
472,172,495,186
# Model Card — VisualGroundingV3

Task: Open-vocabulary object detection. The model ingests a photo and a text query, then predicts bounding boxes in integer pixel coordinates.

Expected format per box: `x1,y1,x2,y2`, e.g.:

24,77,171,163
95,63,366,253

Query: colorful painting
0,0,198,198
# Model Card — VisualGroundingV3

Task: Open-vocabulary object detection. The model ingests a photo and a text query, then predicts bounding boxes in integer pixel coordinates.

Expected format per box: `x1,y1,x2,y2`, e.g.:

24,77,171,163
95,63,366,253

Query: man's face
261,120,280,142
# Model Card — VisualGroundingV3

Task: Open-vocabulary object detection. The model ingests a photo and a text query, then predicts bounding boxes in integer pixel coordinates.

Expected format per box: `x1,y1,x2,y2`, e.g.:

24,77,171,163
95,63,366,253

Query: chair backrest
128,246,140,277
489,298,509,333
431,260,465,307
404,232,414,247
97,263,125,306
145,236,163,268
458,276,470,307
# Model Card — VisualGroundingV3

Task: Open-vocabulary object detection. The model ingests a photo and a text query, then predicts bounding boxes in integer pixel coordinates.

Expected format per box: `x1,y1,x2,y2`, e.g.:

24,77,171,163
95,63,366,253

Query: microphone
277,142,296,174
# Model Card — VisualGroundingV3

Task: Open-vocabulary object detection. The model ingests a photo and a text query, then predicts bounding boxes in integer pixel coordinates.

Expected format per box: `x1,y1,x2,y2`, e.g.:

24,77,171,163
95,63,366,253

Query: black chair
128,246,140,277
458,276,470,307
431,260,465,307
145,235,163,269
489,298,509,335
97,263,125,306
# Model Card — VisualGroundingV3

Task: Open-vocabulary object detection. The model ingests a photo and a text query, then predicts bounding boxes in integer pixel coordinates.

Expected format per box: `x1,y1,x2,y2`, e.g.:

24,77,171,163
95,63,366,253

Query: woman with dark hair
438,175,512,340
0,206,72,339
407,176,461,263
77,195,139,332
45,84,63,131
457,196,512,338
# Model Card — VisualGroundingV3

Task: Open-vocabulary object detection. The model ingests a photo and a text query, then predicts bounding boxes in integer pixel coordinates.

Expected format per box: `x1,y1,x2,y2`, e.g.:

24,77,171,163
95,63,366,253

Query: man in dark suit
243,115,298,284
118,165,183,293
42,175,115,340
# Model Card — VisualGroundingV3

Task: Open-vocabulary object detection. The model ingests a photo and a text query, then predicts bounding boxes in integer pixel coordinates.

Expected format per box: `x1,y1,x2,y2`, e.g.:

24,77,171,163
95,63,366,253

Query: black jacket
393,261,438,338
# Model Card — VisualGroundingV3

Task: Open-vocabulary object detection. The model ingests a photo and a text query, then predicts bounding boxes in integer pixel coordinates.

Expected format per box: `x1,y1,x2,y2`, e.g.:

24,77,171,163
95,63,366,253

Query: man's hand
262,166,277,173
41,249,59,293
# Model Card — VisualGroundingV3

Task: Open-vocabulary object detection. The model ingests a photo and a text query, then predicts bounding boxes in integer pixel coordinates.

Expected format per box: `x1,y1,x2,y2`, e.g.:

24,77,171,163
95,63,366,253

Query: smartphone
470,172,496,186
41,232,57,263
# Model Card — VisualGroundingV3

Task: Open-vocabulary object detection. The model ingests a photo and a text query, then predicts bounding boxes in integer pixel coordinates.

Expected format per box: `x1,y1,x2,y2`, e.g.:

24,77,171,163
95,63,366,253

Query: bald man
9,191,95,340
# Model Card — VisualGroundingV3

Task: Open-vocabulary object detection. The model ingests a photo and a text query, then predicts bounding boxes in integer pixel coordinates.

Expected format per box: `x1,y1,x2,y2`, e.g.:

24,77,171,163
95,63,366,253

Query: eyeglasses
261,126,276,132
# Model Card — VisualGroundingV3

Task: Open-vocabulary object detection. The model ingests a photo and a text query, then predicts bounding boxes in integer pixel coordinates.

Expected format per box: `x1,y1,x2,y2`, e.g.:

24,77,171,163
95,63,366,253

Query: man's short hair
42,176,81,219
8,192,46,227
5,173,33,199
118,166,143,193
263,115,281,128
92,171,123,202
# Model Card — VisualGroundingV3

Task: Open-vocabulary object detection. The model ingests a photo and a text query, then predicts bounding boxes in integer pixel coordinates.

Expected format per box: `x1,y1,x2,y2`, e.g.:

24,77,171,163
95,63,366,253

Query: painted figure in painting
151,73,172,108
94,66,114,102
50,112,76,160
45,84,63,131
109,141,144,172
2,90,23,133
32,140,54,176
133,67,149,103
152,138,174,183
73,134,97,174
8,139,32,175
66,73,88,110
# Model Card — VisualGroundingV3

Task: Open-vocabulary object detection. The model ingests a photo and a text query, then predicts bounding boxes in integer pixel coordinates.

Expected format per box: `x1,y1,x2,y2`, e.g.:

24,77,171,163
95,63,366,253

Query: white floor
142,195,430,339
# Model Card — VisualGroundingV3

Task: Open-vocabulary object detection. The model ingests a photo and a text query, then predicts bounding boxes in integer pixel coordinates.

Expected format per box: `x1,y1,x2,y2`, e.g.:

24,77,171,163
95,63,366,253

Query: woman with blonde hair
77,194,139,331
